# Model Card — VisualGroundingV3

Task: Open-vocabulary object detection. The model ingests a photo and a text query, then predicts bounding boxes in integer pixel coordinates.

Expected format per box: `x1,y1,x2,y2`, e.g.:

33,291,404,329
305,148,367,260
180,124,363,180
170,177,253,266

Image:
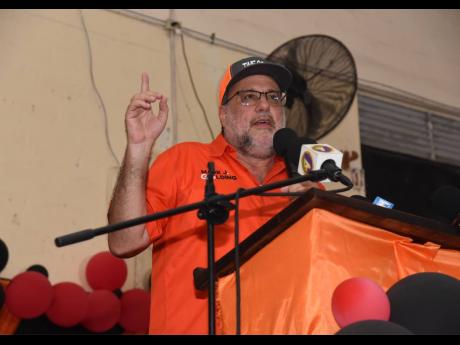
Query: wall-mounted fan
267,34,358,140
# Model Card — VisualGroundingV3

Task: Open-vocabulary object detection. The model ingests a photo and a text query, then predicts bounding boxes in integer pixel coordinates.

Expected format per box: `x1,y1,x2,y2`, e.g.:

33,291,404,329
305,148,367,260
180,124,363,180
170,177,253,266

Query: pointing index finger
141,72,150,92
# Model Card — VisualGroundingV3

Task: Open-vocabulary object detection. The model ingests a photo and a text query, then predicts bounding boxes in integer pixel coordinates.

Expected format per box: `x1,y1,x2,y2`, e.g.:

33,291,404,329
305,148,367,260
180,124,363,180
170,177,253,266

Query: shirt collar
209,133,235,157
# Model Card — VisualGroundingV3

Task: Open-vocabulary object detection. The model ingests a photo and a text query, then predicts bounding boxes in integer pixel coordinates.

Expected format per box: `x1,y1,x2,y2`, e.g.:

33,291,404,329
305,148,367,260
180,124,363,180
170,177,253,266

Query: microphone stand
54,167,332,334
196,162,234,335
55,170,330,247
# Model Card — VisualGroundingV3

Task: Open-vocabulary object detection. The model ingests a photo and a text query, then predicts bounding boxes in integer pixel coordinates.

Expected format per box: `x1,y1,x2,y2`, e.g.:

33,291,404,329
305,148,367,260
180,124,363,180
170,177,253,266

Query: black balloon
0,239,9,272
387,272,460,334
336,320,413,335
27,265,49,278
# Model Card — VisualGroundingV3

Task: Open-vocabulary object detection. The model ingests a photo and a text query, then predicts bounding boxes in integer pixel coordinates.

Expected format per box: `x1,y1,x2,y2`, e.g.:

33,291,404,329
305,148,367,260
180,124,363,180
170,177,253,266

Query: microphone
204,162,216,198
430,185,460,227
273,128,352,186
273,128,315,177
297,142,353,187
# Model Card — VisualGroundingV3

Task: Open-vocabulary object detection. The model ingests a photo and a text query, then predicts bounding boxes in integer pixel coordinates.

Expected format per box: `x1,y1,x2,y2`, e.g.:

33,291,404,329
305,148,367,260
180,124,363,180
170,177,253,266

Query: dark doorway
361,145,460,222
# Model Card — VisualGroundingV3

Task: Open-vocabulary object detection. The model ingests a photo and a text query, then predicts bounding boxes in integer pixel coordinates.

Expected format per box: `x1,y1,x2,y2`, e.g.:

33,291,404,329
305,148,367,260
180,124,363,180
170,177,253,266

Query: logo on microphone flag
301,151,313,174
312,144,333,153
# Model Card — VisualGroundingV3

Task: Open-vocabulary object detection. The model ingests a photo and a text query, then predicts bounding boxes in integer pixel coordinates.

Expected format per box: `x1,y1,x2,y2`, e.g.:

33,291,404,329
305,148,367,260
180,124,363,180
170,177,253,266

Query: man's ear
218,105,227,125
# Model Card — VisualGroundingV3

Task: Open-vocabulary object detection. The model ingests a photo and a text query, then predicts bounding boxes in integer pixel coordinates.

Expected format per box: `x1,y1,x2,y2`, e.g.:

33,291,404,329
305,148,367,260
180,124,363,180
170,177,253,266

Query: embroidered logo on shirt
200,169,237,181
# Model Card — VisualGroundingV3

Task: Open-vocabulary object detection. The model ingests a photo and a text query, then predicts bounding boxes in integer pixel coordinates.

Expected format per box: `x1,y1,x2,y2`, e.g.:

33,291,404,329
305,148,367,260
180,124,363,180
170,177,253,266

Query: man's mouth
251,118,274,128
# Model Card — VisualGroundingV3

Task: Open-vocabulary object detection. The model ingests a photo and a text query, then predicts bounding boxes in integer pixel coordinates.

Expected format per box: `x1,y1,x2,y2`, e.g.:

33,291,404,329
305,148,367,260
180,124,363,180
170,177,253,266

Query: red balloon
0,284,5,309
81,290,121,333
119,289,150,333
46,282,89,327
5,271,53,319
86,251,127,291
331,277,390,328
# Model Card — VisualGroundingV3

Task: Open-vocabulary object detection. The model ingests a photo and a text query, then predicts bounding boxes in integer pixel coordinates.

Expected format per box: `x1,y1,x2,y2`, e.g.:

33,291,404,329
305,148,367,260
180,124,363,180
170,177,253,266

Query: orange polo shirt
145,134,293,334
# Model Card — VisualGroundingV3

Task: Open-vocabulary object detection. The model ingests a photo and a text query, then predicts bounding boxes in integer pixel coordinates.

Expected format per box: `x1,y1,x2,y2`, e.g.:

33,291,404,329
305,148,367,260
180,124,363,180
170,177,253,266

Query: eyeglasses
225,89,287,107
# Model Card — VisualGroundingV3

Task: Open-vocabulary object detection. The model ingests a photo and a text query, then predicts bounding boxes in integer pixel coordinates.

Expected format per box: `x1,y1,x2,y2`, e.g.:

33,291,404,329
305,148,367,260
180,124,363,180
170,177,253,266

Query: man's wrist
126,141,154,159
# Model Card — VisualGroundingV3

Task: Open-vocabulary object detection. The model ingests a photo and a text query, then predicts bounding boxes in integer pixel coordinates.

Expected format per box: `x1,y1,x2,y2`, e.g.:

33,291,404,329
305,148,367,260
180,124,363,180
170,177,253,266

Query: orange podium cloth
215,208,460,335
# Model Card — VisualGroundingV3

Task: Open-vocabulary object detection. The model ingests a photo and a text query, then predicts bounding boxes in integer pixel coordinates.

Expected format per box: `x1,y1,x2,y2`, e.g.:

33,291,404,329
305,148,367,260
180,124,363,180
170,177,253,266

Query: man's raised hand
125,72,169,146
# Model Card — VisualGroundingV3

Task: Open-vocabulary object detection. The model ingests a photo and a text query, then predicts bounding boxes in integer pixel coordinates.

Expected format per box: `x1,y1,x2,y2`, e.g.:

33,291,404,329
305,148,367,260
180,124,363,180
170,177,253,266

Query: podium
194,188,460,335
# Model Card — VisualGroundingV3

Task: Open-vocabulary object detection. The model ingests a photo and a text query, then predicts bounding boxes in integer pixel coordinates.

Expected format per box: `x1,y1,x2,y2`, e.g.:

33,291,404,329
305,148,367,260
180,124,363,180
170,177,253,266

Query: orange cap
218,56,292,105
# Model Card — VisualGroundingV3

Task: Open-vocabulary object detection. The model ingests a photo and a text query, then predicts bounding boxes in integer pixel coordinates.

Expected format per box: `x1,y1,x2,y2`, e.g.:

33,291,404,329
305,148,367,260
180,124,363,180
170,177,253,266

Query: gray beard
234,131,275,159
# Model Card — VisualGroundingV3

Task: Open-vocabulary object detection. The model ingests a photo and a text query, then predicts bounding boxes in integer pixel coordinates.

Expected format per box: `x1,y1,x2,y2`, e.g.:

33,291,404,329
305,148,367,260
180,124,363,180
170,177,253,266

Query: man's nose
254,94,270,111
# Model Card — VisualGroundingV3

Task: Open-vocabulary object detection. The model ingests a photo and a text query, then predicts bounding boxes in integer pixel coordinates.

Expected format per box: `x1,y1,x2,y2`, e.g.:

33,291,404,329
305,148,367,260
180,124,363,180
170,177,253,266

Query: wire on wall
177,27,215,140
79,9,121,167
